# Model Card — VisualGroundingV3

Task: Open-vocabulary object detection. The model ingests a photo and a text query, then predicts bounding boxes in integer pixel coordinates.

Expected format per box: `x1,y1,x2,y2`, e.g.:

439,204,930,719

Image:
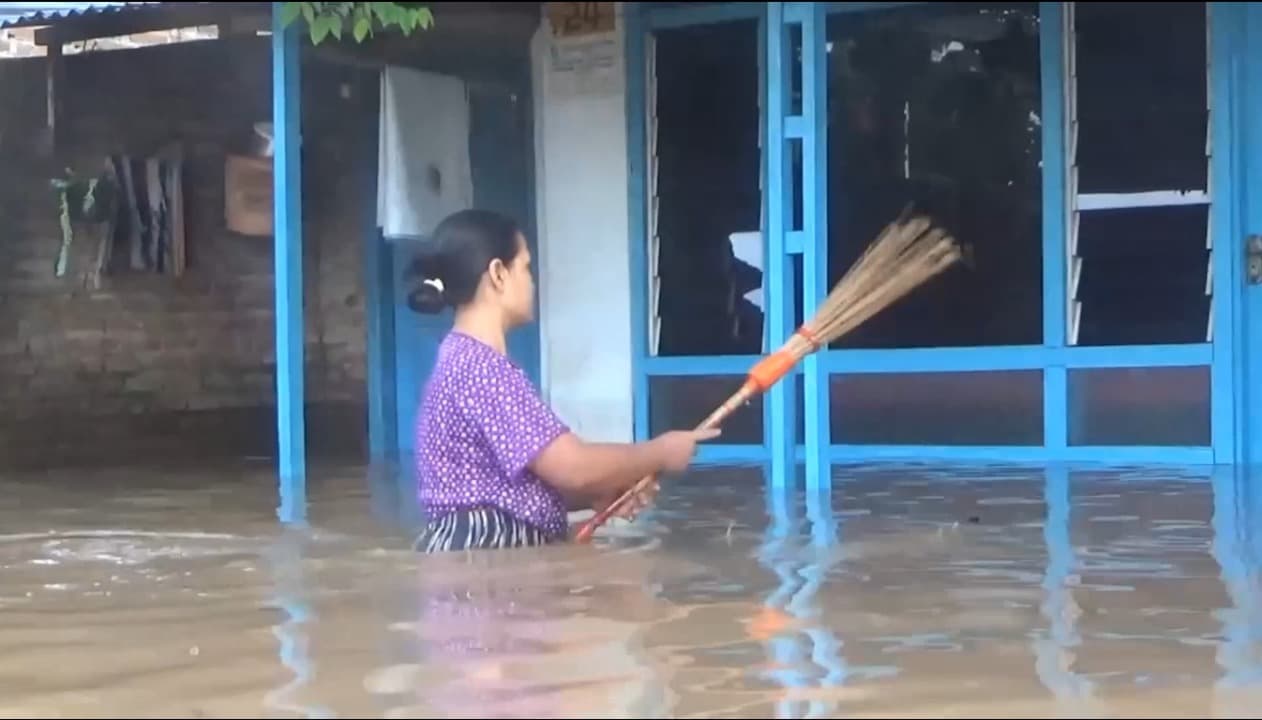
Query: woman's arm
530,429,719,501
530,433,666,499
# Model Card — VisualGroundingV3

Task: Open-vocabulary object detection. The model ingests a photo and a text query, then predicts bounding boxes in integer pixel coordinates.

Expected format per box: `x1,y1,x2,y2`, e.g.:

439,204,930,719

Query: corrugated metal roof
0,3,161,29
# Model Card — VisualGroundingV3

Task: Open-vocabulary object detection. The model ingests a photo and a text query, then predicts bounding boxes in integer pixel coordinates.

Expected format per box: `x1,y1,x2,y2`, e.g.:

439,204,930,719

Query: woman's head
408,209,535,327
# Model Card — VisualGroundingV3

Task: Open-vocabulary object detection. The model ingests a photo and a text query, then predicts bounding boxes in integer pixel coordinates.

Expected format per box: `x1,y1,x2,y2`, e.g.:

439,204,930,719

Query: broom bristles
795,213,962,358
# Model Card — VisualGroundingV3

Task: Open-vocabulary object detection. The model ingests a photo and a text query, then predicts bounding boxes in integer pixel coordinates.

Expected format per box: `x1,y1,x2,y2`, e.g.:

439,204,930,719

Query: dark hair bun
403,209,523,315
406,251,448,315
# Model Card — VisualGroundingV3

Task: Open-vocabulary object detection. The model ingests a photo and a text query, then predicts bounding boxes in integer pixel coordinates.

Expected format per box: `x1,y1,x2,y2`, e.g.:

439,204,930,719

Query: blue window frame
627,2,1234,474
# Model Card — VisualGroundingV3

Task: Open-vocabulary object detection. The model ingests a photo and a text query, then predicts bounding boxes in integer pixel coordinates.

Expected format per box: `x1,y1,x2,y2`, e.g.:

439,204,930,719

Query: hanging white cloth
377,66,474,242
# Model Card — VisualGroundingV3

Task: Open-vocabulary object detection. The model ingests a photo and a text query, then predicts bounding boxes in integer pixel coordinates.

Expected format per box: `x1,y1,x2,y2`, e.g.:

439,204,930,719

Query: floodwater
1,462,1260,718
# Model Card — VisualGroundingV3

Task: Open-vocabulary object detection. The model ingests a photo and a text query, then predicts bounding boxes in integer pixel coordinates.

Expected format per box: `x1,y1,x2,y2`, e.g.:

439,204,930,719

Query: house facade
528,2,1262,492
6,2,1262,502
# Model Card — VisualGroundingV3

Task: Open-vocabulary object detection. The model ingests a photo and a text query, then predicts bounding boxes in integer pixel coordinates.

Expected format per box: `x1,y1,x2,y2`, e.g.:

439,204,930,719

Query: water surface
1,461,1260,718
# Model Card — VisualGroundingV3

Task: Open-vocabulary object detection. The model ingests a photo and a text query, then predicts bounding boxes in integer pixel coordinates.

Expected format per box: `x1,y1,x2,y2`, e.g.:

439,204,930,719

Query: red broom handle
572,346,803,544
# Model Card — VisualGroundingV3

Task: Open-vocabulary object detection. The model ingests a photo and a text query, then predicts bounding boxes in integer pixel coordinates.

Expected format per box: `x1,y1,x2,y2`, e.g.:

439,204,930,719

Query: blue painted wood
365,232,398,462
765,1,797,488
693,441,1214,466
625,3,650,442
642,344,1213,377
784,116,808,140
1039,2,1069,453
1208,4,1240,464
693,444,769,465
643,1,763,29
391,242,450,457
1044,366,1067,452
798,1,830,492
362,73,397,464
1213,2,1248,464
815,344,1211,373
784,230,806,254
1241,3,1262,466
271,4,305,522
830,444,1215,465
1058,344,1212,368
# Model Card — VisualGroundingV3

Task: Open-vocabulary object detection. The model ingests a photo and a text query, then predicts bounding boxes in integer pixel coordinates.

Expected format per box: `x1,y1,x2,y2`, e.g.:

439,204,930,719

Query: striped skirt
412,506,556,553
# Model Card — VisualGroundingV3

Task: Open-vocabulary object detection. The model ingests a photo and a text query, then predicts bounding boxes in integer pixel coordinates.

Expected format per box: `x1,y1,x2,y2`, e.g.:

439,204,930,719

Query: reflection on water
1,461,1262,717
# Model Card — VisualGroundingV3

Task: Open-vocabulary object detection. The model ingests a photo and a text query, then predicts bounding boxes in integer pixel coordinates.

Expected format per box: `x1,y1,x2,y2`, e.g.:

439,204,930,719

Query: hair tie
423,278,445,294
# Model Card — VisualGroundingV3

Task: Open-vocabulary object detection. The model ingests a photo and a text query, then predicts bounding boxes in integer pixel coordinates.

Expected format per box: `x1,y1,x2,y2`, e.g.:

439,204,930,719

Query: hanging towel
728,231,764,312
377,66,474,242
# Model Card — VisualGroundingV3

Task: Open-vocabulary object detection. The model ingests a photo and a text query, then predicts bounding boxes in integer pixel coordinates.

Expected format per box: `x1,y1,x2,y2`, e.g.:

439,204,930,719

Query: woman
408,209,717,552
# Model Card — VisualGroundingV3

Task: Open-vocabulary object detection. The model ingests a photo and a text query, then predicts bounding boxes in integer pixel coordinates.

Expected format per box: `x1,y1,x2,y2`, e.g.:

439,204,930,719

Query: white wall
531,5,634,442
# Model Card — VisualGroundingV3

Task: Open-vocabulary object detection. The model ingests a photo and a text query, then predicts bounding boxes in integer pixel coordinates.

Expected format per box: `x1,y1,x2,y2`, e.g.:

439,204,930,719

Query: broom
573,209,967,544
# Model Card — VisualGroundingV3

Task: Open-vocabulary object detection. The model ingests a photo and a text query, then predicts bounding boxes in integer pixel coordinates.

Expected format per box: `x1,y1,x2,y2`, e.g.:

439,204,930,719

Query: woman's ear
487,257,508,290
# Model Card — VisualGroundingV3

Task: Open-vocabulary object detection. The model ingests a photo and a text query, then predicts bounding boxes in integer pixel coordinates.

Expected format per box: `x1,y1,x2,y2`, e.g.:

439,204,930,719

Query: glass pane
825,3,1043,348
829,370,1044,445
648,374,804,445
1074,2,1207,193
1075,205,1210,346
789,22,803,118
793,254,805,331
1068,366,1210,446
654,20,762,357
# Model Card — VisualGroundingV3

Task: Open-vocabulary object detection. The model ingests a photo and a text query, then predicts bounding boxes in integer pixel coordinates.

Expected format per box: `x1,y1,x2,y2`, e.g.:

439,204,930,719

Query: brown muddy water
0,461,1259,718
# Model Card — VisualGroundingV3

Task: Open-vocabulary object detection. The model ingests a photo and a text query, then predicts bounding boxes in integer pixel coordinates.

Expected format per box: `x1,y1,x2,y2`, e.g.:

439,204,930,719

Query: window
830,370,1044,445
1068,366,1210,446
826,3,1043,349
648,20,763,356
1067,2,1210,347
648,374,805,444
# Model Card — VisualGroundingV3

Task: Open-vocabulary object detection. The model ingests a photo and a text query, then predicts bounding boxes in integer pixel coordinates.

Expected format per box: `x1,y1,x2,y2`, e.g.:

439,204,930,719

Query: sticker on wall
547,2,615,38
548,36,620,99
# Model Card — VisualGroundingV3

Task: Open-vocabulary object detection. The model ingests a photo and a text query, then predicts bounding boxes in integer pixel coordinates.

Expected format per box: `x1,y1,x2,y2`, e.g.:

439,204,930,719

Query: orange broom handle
572,331,813,544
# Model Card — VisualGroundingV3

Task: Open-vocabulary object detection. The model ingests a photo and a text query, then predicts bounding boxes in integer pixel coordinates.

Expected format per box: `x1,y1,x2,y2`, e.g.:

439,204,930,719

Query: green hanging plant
49,168,116,278
280,2,434,45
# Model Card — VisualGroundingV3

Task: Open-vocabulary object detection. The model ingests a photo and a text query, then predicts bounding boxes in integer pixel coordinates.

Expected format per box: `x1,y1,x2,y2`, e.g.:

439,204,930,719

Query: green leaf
280,2,302,27
292,3,432,45
310,15,332,44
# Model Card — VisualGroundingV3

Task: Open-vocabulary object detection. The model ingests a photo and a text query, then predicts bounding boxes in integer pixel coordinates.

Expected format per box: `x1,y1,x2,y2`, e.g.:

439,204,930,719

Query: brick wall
0,37,373,468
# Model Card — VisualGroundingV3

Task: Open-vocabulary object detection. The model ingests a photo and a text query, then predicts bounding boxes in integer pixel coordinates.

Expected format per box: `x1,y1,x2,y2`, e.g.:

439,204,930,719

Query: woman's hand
592,478,661,521
651,428,722,473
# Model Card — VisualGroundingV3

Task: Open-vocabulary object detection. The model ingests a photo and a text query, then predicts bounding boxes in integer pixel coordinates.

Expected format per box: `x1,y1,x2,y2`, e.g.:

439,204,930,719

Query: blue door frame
1227,2,1262,466
272,4,305,523
627,1,1251,477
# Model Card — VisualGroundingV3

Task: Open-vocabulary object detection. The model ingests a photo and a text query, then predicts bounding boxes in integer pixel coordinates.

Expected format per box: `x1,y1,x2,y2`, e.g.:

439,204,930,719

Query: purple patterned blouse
415,331,571,539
